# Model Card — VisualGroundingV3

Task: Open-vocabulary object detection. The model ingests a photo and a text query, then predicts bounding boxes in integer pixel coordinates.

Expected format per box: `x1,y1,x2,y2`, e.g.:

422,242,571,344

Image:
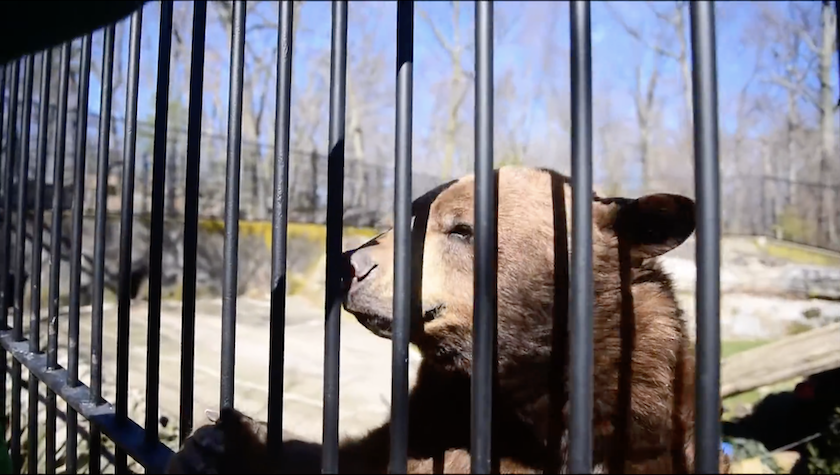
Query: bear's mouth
353,303,445,340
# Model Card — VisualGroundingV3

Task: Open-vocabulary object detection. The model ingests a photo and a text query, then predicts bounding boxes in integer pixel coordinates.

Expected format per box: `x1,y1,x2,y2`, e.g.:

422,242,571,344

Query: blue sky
78,0,835,190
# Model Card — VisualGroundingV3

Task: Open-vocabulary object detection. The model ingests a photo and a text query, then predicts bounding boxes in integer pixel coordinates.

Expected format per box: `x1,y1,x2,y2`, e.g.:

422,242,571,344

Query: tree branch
646,0,680,27
417,6,457,60
605,1,680,60
764,75,821,109
797,29,821,55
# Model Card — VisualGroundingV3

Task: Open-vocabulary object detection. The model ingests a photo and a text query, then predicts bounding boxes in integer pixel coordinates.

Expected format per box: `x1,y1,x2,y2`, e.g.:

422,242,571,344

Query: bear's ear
604,193,696,261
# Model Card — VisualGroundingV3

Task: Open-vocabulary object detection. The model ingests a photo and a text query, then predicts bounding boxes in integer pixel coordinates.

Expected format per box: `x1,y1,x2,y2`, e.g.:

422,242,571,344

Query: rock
731,457,775,474
771,451,801,473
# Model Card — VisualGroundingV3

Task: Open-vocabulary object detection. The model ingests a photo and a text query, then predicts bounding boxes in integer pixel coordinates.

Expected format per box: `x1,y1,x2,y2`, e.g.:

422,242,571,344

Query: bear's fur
166,166,729,474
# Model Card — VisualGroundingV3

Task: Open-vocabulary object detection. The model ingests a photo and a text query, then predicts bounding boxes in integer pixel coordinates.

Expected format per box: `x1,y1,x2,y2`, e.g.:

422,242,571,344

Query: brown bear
166,166,729,474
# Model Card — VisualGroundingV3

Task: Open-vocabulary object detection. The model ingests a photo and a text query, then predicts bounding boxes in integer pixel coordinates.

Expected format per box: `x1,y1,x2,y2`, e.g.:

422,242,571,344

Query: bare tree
760,1,838,245
213,1,281,219
418,2,473,179
611,1,693,132
632,52,661,193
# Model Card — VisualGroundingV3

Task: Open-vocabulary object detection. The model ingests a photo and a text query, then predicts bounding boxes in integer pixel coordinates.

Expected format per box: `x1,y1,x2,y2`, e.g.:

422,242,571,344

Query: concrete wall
9,212,378,308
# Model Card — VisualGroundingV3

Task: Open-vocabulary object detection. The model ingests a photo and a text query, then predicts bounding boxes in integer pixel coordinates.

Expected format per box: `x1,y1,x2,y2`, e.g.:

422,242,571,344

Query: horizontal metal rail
0,331,174,473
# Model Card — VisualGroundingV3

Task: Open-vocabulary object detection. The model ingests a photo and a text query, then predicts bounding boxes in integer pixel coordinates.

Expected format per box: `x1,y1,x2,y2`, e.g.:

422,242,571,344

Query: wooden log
720,322,840,398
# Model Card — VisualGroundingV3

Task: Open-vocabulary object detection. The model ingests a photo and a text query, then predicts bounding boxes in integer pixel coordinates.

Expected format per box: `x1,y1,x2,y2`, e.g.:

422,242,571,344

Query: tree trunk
818,1,837,246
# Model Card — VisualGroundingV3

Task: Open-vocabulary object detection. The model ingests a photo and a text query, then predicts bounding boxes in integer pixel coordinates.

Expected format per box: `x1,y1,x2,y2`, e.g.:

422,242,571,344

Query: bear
165,165,730,474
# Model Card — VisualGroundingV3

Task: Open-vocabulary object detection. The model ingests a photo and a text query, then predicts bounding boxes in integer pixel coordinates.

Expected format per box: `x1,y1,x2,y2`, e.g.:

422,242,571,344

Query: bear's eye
447,223,473,243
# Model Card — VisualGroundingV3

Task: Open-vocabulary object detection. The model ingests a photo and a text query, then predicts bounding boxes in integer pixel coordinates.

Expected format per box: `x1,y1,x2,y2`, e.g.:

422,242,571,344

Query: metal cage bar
322,1,348,472
1,62,20,333
0,66,6,468
471,1,497,473
28,48,51,475
569,1,594,472
268,0,294,460
390,1,414,473
689,2,722,473
0,5,172,469
146,0,174,445
0,68,5,303
90,22,117,475
0,67,5,232
115,10,143,472
10,53,34,475
1,67,20,447
66,32,92,474
45,43,71,475
179,0,208,446
220,0,246,411
13,56,33,344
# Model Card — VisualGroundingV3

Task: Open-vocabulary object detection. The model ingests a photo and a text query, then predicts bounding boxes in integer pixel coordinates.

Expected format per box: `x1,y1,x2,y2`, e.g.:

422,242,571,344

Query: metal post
28,48,52,475
568,2,594,472
66,33,92,474
90,23,116,475
179,0,207,445
390,1,414,473
220,0,246,410
45,44,71,474
268,0,294,460
472,2,496,473
115,10,143,472
145,0,174,445
689,2,722,473
323,1,348,472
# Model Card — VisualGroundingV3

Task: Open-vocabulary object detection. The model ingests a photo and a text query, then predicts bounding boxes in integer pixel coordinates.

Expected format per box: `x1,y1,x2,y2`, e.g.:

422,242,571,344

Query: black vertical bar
66,33,92,475
0,68,5,293
10,54,34,475
1,60,19,475
146,0,174,445
390,1,413,473
2,61,20,332
116,9,143,473
14,56,34,342
0,65,5,442
220,0,246,411
90,23,116,475
0,68,5,217
179,0,207,446
28,48,51,475
0,63,4,165
471,2,496,474
46,42,71,475
322,1,348,473
569,1,594,472
0,65,7,472
267,0,293,459
689,2,721,473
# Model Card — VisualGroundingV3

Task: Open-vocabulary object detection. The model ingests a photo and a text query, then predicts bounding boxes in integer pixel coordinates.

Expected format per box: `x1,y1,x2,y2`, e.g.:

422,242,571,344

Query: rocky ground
5,235,840,473
7,295,422,473
661,236,840,341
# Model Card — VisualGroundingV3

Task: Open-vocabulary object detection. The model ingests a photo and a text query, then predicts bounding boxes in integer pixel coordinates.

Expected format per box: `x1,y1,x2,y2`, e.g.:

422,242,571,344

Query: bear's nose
341,249,377,285
350,249,376,281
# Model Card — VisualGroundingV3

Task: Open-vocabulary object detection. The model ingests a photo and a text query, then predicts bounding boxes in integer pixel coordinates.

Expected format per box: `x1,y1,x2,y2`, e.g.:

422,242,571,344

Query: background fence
4,104,840,249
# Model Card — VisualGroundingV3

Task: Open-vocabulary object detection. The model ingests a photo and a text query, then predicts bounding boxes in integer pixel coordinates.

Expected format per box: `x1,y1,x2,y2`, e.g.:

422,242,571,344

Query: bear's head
340,166,695,376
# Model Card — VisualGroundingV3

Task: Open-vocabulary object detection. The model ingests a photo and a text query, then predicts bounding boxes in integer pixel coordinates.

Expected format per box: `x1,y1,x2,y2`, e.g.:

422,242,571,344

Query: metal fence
720,174,840,253
1,104,445,230
0,0,725,474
